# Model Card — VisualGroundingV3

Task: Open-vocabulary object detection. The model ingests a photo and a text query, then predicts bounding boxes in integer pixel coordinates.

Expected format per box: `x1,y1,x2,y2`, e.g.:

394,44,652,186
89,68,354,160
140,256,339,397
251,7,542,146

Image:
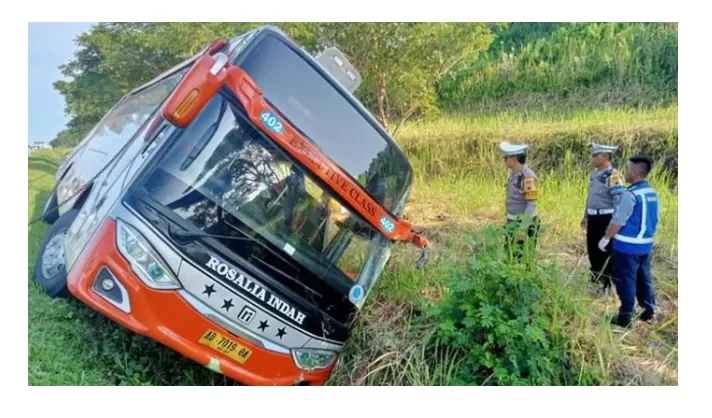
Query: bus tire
42,191,60,225
33,208,79,298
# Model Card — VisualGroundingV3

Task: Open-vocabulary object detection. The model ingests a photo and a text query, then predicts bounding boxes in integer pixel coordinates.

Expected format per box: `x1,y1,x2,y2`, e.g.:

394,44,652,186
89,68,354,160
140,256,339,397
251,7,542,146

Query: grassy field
27,106,678,385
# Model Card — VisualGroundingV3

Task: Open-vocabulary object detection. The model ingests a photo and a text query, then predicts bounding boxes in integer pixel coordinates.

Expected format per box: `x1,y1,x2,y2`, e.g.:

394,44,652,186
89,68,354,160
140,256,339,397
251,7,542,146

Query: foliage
52,22,493,145
437,22,678,110
289,23,494,134
50,22,676,147
429,227,602,385
399,109,679,181
51,22,261,147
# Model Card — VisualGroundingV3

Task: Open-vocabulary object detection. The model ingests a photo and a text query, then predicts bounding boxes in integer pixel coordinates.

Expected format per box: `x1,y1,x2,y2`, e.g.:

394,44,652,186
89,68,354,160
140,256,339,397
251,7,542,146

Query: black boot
598,285,611,297
600,274,613,293
639,310,655,322
610,314,633,328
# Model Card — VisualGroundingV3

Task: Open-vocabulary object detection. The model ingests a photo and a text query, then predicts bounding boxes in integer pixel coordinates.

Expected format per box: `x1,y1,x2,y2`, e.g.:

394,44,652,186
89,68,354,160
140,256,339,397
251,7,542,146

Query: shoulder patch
608,172,625,194
523,176,538,201
608,172,622,186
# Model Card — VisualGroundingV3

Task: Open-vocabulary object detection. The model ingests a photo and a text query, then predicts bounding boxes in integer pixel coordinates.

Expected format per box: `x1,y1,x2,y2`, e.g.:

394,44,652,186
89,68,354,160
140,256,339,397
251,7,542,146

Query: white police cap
591,142,618,155
499,141,529,156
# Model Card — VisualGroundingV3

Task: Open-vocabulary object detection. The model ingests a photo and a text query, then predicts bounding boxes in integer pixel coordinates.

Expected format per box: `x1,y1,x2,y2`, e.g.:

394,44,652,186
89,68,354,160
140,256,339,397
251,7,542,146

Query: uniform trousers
612,251,655,319
505,216,541,261
586,213,614,289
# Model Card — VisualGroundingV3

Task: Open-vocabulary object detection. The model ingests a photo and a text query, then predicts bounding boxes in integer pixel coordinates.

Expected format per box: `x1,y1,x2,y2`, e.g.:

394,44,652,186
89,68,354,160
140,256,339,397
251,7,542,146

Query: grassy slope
27,106,678,385
324,107,677,385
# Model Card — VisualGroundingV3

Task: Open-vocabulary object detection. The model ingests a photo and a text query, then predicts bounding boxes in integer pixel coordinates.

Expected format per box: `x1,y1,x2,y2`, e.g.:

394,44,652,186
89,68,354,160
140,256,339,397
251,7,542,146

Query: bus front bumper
66,218,334,386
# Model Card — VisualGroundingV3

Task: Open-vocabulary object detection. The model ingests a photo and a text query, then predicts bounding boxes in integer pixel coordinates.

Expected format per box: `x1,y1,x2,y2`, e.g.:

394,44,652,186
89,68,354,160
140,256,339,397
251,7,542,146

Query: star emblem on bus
221,298,234,312
258,320,269,332
202,284,216,297
276,327,287,339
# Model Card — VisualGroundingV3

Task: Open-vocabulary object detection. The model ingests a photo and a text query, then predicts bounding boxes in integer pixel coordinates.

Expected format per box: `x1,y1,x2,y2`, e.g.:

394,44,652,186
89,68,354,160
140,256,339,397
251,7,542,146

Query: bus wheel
33,208,78,298
42,191,59,224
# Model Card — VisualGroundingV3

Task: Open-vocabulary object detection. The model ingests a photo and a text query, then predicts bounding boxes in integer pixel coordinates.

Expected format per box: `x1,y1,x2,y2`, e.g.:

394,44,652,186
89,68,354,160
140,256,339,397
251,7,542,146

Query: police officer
581,142,626,291
598,156,659,328
500,142,540,260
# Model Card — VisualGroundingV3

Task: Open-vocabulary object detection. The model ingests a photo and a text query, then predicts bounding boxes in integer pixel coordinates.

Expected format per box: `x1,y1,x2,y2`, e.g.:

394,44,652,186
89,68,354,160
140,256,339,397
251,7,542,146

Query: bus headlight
291,349,337,372
116,219,180,290
57,175,81,207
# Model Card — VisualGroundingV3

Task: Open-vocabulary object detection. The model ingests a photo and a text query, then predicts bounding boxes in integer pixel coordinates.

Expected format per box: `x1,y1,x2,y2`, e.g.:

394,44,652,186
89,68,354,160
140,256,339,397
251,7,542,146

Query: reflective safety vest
613,181,660,255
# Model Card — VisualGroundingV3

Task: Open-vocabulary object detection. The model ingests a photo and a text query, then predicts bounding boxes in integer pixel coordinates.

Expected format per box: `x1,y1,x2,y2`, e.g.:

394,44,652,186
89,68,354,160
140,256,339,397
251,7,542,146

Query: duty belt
587,208,615,215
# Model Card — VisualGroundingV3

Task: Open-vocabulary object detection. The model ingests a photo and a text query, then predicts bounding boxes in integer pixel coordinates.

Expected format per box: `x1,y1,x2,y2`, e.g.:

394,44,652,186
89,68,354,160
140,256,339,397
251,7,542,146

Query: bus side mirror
315,47,361,93
205,38,228,56
161,53,229,128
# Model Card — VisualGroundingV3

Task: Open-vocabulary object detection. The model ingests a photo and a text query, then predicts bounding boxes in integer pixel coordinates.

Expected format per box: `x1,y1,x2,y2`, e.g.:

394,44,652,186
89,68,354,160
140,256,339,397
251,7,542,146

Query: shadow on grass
28,156,61,177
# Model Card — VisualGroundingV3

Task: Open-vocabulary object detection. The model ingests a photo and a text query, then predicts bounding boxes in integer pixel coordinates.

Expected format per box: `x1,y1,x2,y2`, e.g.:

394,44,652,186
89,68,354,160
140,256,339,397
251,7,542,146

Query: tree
283,23,495,135
52,22,260,147
52,23,494,147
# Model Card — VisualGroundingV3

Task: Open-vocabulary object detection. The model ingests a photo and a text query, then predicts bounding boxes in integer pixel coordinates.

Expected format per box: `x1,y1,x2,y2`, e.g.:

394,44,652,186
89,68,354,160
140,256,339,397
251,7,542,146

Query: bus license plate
198,329,253,364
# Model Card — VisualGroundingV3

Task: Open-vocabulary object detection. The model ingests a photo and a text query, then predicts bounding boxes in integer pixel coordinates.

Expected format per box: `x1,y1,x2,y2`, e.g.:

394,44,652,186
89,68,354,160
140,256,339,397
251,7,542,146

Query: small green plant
429,227,603,385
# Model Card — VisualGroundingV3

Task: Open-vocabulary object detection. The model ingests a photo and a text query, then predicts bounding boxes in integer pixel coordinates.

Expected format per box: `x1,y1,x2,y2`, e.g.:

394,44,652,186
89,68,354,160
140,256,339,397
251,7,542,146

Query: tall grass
399,106,678,179
437,23,678,111
395,106,678,258
406,172,677,256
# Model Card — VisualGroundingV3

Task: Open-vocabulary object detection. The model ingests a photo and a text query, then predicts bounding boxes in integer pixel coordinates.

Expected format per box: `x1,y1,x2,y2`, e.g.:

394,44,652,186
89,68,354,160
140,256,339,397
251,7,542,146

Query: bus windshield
139,95,384,295
237,32,412,215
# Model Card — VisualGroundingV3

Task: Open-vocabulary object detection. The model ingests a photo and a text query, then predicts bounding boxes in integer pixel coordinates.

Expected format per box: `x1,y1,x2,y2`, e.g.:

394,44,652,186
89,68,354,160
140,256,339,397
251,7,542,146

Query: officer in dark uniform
500,142,540,260
581,143,626,292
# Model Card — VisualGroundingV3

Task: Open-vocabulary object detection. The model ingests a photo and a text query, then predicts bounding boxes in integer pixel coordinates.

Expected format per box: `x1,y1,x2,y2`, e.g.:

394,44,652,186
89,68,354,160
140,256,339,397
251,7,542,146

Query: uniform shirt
506,165,538,218
611,191,637,226
584,166,625,216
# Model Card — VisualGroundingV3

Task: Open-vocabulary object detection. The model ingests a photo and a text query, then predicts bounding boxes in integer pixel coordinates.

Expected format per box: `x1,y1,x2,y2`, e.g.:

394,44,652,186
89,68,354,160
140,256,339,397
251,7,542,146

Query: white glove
598,237,610,252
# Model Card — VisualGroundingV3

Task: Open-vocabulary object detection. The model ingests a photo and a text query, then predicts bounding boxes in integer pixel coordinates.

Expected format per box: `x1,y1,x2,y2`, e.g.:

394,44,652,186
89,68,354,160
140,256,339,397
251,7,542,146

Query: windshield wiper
251,255,321,297
252,256,337,338
168,225,299,271
169,228,252,243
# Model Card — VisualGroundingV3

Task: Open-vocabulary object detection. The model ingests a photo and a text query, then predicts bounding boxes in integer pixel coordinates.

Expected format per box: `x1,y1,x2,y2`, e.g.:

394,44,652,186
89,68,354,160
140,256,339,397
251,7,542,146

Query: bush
428,227,603,385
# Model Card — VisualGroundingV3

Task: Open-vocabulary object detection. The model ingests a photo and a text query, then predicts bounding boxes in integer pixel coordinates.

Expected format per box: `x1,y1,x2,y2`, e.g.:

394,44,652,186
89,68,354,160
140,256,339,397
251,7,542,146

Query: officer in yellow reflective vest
581,142,626,292
500,142,540,260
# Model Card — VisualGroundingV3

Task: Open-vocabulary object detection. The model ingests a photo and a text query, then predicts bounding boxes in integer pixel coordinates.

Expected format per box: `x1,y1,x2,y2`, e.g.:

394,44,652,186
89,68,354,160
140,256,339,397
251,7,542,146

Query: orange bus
33,25,428,385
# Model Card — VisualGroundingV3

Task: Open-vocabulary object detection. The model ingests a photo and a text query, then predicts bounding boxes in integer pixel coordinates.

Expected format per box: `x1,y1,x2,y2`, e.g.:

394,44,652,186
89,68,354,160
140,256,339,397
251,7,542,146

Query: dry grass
331,196,679,385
